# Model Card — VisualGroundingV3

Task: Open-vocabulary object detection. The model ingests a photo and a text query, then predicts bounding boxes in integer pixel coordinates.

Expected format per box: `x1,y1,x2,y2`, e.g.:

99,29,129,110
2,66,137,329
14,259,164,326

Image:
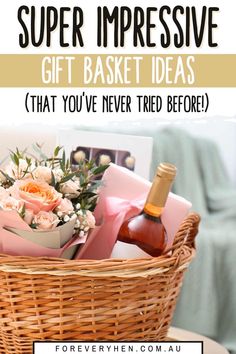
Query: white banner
34,341,203,354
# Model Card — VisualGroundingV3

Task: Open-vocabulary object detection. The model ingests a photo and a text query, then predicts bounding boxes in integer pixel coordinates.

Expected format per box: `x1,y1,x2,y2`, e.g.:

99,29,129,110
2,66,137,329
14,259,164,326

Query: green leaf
10,153,19,167
60,150,66,172
51,171,56,187
87,159,96,170
66,158,70,170
32,144,48,160
19,204,26,218
79,174,86,186
60,172,76,184
54,146,62,157
79,191,97,198
92,164,109,175
0,170,15,184
62,150,66,166
30,223,38,229
26,157,31,166
16,147,23,158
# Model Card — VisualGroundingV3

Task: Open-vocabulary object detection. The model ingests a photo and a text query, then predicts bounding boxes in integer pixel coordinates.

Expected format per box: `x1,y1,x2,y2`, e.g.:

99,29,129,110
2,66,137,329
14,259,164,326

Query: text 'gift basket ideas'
0,145,200,354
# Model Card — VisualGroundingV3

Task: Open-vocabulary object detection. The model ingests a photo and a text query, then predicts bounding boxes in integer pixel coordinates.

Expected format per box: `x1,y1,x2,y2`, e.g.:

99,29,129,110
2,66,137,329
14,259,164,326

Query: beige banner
0,54,235,87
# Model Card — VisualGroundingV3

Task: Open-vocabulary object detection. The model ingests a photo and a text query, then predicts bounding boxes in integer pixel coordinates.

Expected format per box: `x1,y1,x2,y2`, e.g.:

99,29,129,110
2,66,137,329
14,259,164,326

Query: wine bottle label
111,241,151,259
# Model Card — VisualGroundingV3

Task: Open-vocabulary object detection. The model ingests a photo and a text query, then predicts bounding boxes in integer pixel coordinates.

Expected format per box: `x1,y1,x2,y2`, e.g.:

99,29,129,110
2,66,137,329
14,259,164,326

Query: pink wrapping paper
0,210,86,257
76,164,192,260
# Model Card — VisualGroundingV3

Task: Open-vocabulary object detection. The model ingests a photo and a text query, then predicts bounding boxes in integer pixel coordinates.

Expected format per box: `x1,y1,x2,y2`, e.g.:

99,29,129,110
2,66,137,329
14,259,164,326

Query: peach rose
55,198,74,216
33,211,59,230
9,179,62,214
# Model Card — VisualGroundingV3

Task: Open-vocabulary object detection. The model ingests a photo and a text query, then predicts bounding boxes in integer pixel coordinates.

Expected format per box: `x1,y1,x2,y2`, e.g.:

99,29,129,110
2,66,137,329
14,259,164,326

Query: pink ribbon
77,196,146,259
104,196,145,218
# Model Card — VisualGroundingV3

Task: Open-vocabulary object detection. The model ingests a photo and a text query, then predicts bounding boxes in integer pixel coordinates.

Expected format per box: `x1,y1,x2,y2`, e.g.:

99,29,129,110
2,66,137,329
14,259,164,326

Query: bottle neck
144,174,173,218
143,204,163,218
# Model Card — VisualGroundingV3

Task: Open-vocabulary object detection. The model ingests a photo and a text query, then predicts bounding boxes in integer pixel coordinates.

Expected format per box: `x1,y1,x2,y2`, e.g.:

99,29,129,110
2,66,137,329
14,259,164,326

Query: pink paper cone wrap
0,210,86,258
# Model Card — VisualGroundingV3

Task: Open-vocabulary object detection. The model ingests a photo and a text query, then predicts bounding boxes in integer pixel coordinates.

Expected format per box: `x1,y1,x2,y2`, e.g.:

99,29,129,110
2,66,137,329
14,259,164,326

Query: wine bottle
117,163,177,257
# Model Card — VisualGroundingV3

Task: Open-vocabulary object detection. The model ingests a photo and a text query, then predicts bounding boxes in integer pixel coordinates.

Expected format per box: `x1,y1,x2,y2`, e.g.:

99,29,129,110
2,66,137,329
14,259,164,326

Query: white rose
0,186,9,200
33,211,59,230
78,210,96,230
33,166,52,184
0,196,23,211
55,198,74,216
60,180,81,198
53,168,64,182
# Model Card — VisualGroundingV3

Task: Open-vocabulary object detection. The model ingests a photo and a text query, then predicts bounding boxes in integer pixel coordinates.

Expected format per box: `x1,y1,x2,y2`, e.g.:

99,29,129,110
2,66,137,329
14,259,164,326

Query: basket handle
164,213,200,255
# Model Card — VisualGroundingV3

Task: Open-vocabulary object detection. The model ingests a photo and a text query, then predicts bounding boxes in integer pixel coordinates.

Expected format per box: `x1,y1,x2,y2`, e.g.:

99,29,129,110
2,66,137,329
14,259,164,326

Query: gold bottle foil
145,163,177,209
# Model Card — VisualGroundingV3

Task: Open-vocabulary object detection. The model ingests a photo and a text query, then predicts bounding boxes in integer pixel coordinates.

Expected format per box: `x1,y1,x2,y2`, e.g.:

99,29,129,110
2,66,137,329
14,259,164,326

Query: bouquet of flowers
0,144,109,258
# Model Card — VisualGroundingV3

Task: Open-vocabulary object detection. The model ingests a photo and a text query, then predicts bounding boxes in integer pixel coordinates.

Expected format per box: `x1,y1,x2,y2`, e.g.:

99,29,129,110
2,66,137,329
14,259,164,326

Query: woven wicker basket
0,213,200,354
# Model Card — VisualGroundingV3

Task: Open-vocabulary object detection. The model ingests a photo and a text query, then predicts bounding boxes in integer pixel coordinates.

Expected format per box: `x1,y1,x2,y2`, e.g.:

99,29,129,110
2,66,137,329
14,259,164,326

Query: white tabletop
168,327,229,354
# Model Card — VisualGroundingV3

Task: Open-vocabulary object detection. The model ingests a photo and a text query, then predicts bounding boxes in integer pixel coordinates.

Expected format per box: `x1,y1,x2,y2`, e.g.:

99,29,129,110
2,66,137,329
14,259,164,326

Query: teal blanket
76,124,236,353
154,129,236,353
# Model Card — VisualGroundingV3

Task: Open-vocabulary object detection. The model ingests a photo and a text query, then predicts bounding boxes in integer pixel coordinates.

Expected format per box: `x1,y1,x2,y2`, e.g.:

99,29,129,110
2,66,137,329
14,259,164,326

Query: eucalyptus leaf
32,144,48,160
51,171,56,187
0,170,15,184
54,146,62,157
92,164,109,175
60,172,77,184
10,153,19,167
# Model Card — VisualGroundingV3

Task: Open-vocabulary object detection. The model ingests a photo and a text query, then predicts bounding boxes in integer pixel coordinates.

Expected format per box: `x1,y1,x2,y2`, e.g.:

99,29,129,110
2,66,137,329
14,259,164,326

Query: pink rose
56,198,74,216
9,179,61,214
33,211,59,230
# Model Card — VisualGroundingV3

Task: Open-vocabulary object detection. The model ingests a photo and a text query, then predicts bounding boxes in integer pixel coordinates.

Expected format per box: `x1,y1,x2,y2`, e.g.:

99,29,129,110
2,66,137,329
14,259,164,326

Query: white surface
34,341,202,354
0,88,235,123
1,0,235,54
0,1,235,121
0,125,57,164
168,327,229,354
